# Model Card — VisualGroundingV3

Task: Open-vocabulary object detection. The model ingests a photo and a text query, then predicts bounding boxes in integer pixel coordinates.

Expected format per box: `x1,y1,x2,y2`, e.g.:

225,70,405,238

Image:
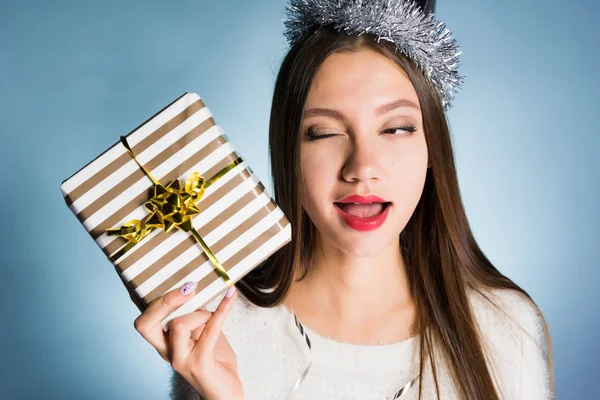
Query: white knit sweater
170,287,552,400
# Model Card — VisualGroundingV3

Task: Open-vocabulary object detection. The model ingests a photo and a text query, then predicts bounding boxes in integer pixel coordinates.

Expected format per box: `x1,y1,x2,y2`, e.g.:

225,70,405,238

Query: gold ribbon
106,136,242,288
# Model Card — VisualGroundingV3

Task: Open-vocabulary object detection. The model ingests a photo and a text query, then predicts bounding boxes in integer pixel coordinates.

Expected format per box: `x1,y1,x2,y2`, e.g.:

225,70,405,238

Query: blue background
0,0,597,398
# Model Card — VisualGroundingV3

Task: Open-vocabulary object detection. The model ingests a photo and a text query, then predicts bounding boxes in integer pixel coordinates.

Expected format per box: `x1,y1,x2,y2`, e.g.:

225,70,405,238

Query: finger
134,281,199,359
169,309,213,367
196,286,237,353
191,325,206,341
138,281,199,329
190,306,212,340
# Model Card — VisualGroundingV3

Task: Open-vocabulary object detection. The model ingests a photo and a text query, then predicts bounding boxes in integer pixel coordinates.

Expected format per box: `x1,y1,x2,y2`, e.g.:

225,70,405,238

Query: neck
286,233,415,337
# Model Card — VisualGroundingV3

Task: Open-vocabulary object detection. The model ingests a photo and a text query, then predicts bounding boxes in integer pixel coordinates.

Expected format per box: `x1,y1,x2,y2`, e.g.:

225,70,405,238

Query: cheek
388,149,429,210
300,150,337,211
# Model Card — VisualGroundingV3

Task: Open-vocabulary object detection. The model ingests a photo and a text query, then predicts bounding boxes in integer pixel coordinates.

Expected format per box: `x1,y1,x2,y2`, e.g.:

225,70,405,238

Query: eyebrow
303,98,421,120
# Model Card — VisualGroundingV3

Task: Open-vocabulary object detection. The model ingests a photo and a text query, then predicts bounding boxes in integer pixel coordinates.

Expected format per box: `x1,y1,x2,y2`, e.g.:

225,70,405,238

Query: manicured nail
225,286,236,298
179,281,198,296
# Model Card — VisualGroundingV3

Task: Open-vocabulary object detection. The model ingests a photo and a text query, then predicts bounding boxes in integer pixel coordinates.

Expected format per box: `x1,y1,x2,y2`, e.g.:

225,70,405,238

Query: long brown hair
236,27,554,399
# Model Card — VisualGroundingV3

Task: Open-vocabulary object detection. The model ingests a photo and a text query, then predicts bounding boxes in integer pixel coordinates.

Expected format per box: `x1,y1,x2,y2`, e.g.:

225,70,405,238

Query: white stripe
95,160,248,251
120,171,263,282
160,222,292,332
68,107,212,213
82,127,232,232
132,192,272,297
156,206,285,298
60,93,200,194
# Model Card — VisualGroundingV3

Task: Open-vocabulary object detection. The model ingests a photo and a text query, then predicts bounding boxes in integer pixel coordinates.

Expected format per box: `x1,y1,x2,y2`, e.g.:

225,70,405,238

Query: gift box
61,92,291,331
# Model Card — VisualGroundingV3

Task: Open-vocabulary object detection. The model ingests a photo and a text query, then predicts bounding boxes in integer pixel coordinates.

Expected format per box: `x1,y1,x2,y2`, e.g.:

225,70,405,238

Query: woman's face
299,47,429,257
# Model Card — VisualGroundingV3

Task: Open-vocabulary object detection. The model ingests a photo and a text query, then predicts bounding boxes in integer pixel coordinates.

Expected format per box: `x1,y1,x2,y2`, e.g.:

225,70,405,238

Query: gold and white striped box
61,92,292,331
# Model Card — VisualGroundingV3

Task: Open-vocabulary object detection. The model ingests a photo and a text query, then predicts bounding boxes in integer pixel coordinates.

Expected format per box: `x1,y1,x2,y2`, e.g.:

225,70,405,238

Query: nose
341,134,383,184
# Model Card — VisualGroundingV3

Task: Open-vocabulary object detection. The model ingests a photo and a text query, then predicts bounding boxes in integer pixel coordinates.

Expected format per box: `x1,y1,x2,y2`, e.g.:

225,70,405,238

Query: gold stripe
142,214,289,305
106,156,243,261
89,143,239,240
111,168,253,267
78,117,217,224
127,187,269,289
101,155,249,258
64,98,205,206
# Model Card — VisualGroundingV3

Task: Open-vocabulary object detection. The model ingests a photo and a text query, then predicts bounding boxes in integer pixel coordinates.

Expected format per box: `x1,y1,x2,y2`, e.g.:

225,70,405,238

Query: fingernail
179,281,198,296
225,286,236,298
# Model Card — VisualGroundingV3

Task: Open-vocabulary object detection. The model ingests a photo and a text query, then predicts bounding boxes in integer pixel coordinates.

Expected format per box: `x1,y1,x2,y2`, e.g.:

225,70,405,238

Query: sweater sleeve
472,288,554,400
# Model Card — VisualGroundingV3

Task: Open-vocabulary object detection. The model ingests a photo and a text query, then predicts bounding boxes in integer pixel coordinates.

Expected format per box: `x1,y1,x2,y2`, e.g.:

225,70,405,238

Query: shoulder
466,286,553,400
467,286,545,344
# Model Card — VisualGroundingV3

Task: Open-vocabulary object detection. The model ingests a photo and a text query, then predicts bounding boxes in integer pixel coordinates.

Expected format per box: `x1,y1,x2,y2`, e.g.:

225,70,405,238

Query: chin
308,206,404,255
324,227,399,258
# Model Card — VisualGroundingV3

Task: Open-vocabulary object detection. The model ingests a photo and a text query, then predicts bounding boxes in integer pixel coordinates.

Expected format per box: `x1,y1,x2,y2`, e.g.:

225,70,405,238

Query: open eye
382,126,417,135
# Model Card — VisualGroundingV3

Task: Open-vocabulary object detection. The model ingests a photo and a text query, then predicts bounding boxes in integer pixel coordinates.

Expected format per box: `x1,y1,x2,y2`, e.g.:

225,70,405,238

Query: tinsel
287,310,420,399
283,0,464,109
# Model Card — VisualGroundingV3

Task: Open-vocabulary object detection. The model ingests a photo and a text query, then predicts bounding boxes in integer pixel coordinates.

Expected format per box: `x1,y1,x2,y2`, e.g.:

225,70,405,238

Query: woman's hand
132,281,243,400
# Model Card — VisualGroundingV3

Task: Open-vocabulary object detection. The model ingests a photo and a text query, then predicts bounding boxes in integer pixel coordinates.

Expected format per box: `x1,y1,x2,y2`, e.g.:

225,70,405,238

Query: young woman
132,1,554,399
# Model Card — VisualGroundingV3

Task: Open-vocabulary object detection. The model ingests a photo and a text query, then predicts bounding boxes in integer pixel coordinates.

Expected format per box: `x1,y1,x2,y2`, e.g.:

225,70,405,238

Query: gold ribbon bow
106,136,242,288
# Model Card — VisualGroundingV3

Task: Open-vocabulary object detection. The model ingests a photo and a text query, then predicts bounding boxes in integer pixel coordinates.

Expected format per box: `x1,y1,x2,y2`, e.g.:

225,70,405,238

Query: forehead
305,48,420,108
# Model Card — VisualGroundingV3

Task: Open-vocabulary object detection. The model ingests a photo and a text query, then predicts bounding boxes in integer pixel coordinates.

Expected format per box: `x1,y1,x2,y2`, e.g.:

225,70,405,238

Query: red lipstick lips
334,194,391,231
336,194,388,204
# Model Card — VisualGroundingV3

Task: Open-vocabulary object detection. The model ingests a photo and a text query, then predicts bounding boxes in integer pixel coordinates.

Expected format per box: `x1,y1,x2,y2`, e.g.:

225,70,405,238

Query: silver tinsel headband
282,0,464,109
